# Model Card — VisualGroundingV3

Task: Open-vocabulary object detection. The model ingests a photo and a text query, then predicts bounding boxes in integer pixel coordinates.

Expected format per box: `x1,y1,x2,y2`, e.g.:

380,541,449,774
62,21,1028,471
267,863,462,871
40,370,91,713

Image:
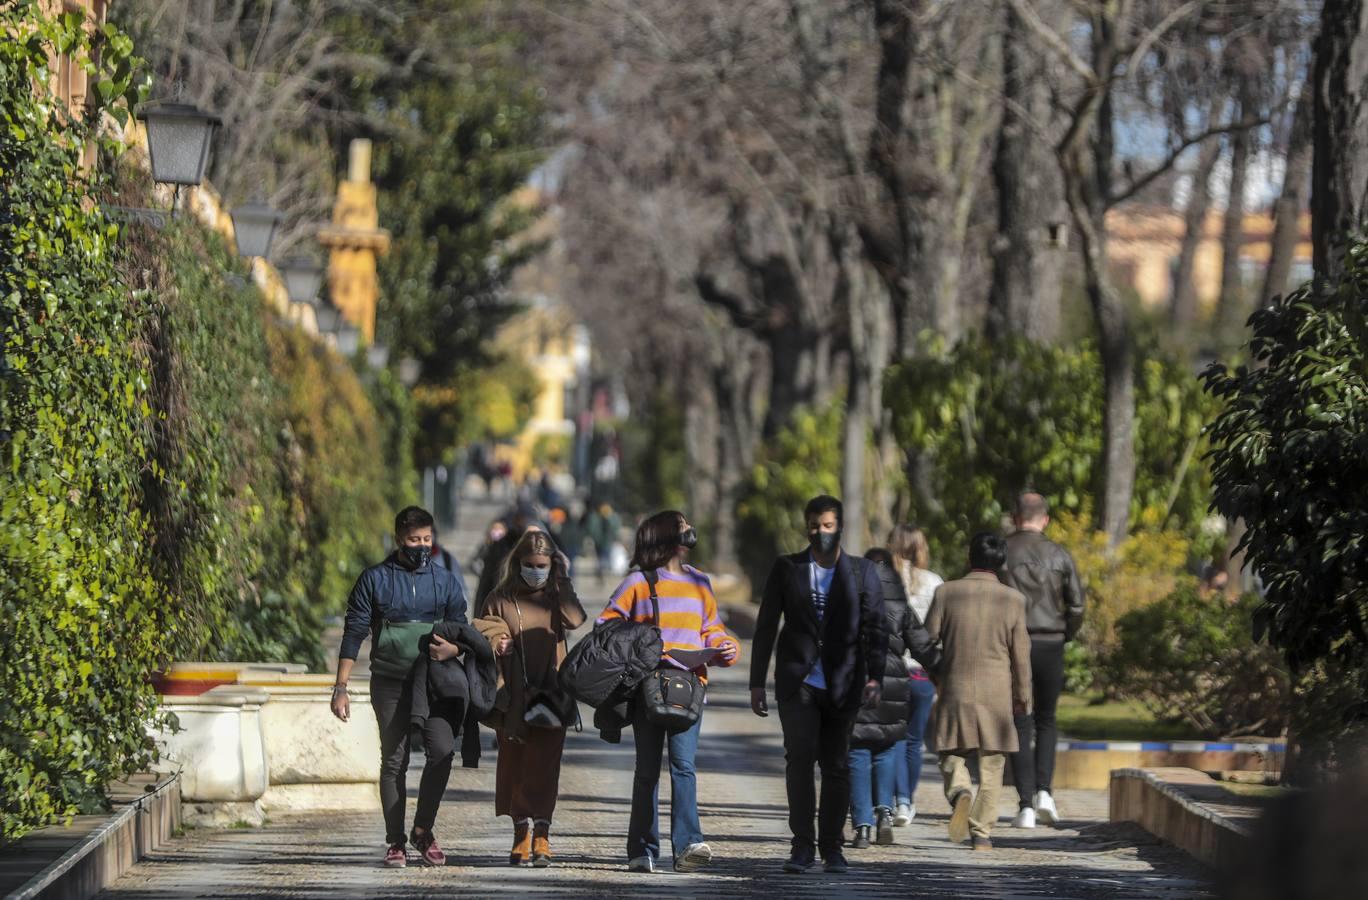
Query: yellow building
1106,205,1313,313
319,139,391,342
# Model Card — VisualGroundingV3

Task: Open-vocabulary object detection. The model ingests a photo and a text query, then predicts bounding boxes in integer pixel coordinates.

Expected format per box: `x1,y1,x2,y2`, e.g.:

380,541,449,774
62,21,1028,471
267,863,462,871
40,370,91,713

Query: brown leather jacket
1001,530,1085,639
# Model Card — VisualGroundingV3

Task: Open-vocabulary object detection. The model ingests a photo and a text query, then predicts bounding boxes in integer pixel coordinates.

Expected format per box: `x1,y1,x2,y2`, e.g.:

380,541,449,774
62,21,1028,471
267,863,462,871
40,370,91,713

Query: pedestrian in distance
332,506,469,868
584,501,622,582
475,502,545,610
479,529,587,868
924,532,1032,851
597,510,741,874
847,548,942,850
888,524,943,826
749,494,888,875
1001,491,1084,828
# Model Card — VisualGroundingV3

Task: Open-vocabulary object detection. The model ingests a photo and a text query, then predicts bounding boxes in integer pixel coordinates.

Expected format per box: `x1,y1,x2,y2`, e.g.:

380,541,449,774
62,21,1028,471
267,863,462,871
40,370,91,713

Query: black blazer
749,550,888,712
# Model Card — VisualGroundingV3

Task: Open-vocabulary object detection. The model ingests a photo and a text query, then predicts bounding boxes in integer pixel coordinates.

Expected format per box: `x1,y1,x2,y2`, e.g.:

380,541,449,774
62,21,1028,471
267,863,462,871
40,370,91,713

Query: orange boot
532,821,553,868
510,821,532,866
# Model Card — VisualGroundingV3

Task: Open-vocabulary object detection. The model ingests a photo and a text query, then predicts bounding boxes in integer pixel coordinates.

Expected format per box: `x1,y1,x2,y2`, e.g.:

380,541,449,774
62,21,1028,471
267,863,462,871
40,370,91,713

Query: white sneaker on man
1012,806,1037,828
627,855,656,873
1034,790,1060,824
893,802,915,826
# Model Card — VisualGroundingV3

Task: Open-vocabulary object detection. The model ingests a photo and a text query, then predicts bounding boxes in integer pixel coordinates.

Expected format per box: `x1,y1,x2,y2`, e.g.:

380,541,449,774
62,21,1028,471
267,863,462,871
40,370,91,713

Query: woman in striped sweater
598,510,741,874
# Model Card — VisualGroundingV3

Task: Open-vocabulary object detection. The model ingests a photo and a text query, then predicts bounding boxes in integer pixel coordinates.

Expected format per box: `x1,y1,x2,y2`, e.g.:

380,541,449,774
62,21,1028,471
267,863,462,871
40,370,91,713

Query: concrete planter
151,689,271,826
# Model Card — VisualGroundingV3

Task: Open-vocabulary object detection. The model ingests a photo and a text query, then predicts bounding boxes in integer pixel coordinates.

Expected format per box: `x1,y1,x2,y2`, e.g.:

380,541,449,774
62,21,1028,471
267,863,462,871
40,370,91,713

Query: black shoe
850,825,871,849
875,808,895,845
822,850,850,874
783,845,816,873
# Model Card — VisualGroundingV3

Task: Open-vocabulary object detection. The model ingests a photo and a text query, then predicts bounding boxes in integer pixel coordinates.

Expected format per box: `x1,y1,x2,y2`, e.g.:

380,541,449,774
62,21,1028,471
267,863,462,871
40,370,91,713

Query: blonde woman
887,524,942,825
481,530,587,867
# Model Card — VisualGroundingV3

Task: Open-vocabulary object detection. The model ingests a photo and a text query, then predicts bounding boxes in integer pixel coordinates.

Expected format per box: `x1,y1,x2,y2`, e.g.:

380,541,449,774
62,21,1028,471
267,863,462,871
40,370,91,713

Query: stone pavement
98,664,1213,898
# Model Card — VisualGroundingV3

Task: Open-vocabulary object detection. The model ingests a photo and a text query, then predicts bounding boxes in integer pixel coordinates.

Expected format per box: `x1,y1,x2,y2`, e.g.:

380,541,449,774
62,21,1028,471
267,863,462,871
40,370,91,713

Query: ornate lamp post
367,343,390,369
108,102,221,228
336,325,361,357
312,302,342,334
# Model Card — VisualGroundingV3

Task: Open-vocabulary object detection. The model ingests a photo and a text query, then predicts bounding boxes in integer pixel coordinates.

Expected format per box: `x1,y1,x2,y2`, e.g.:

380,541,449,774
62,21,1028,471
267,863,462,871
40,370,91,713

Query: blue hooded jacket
339,552,468,662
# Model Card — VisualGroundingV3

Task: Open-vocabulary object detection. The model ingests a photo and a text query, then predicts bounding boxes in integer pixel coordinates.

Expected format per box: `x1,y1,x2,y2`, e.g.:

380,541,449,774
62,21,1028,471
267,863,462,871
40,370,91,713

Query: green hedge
1,3,417,838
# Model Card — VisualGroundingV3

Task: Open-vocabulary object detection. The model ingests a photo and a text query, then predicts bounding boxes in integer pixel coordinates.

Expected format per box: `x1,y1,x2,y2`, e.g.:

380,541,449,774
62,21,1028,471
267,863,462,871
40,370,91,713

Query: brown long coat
924,571,1032,753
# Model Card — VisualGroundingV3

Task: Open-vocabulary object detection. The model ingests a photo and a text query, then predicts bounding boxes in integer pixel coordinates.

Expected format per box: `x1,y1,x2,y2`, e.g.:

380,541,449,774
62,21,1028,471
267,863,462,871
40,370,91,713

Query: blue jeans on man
895,672,937,807
628,703,704,863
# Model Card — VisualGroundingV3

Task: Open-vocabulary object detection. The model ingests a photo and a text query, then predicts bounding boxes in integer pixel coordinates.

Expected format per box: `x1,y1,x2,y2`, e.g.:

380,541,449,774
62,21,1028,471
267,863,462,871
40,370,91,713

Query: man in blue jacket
750,495,887,875
331,506,468,868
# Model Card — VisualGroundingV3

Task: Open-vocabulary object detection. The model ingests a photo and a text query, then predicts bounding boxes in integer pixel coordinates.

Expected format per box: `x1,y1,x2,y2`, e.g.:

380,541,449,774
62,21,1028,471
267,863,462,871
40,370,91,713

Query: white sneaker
1012,806,1037,828
893,802,914,826
627,855,656,873
674,842,712,871
1034,790,1060,824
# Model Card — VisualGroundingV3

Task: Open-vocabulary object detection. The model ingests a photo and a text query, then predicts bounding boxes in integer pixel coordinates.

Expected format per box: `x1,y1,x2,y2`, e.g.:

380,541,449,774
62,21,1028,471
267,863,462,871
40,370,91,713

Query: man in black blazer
750,495,887,874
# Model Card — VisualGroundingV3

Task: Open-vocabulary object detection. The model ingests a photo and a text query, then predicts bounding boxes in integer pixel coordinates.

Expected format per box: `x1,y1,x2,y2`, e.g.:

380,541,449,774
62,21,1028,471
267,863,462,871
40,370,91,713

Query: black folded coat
410,622,499,729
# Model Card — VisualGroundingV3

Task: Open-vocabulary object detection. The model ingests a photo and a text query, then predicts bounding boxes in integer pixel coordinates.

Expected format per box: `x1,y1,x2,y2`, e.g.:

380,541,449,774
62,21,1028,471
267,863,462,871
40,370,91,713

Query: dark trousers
1011,637,1066,806
370,674,464,845
777,683,857,856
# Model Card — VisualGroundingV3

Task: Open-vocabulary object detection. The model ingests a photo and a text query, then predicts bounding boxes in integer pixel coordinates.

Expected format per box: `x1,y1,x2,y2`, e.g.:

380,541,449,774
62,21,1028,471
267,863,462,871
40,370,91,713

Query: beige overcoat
924,571,1032,753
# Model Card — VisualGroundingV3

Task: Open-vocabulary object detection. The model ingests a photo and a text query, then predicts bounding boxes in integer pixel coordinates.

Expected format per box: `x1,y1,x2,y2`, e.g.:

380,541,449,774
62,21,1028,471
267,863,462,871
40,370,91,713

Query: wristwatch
332,683,349,696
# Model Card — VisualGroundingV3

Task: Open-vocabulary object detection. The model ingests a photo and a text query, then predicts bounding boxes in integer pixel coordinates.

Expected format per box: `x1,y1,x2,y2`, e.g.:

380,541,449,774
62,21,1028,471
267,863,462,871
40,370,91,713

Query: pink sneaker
383,844,407,868
411,829,447,867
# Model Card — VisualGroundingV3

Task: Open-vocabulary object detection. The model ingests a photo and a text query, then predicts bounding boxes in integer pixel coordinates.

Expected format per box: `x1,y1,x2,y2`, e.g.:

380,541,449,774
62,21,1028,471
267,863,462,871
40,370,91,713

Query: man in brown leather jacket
1001,491,1084,828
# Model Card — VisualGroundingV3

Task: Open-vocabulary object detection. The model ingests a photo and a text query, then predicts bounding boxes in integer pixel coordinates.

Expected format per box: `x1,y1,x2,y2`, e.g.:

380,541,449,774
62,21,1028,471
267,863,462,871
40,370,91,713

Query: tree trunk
1217,112,1254,334
712,332,766,570
1262,80,1314,305
987,2,1066,343
838,238,891,552
1312,0,1368,281
1171,138,1222,327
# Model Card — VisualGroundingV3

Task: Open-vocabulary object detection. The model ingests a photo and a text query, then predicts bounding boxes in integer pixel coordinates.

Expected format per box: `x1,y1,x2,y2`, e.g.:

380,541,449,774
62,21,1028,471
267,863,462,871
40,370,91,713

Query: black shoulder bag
637,569,707,734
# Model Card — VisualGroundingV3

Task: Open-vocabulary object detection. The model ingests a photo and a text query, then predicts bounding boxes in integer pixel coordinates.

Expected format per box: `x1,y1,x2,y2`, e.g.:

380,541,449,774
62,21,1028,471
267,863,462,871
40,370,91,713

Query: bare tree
1311,0,1368,280
1171,137,1223,326
1262,76,1314,304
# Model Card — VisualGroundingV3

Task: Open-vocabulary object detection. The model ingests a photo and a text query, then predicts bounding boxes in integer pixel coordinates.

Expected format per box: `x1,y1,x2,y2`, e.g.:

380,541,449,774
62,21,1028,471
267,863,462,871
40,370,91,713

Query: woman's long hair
888,523,931,595
486,529,562,613
630,510,685,572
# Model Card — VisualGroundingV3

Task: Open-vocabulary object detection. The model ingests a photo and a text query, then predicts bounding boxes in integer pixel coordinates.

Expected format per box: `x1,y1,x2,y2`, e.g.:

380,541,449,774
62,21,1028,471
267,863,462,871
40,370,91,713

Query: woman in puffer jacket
847,548,941,848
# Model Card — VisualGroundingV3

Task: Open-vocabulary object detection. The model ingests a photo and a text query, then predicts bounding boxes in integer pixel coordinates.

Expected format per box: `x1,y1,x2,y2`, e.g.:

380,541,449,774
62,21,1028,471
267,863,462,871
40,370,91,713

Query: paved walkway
97,496,1215,898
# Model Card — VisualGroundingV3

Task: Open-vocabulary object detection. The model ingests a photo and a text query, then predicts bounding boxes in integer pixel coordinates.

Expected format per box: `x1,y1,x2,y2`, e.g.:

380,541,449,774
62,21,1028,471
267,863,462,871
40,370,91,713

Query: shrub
884,335,1216,571
1,4,159,838
1202,245,1368,778
1106,586,1291,738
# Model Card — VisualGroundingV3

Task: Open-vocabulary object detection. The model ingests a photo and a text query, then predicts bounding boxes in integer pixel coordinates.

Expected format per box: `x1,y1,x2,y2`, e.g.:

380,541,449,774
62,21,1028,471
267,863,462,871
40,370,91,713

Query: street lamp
313,302,342,334
398,357,421,387
230,203,283,259
278,256,324,306
336,325,361,357
138,102,222,187
367,343,390,369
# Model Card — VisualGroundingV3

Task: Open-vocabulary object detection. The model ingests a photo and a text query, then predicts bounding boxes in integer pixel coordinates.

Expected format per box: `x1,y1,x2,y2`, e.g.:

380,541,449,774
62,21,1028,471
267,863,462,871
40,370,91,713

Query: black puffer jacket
852,561,941,750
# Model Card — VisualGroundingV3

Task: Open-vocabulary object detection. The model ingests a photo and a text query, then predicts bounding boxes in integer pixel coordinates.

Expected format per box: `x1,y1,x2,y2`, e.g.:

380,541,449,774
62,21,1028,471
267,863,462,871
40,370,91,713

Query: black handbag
637,569,706,734
511,595,580,730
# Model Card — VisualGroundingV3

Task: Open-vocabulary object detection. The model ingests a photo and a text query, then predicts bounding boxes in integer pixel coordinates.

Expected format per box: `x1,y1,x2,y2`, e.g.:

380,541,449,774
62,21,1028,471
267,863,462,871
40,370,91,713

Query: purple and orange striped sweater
598,566,740,674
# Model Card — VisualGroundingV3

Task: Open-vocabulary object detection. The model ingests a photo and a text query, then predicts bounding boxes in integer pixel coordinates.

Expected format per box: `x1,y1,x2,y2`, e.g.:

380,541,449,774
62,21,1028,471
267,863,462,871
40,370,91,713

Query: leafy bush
1203,246,1368,777
1,4,159,838
884,335,1216,571
1106,586,1290,738
1047,509,1191,690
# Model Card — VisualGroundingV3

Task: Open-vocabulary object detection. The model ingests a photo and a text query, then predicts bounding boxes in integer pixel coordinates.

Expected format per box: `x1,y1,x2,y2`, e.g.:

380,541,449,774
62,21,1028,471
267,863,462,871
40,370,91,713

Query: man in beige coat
924,532,1031,850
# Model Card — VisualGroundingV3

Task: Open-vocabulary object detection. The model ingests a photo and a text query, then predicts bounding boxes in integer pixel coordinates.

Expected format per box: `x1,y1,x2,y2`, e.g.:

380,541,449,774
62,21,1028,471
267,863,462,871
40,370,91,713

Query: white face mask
521,565,550,589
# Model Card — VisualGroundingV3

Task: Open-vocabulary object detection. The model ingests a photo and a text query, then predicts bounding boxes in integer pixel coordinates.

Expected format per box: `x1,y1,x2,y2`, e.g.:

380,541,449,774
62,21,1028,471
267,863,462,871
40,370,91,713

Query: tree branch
1003,0,1094,82
1107,116,1269,207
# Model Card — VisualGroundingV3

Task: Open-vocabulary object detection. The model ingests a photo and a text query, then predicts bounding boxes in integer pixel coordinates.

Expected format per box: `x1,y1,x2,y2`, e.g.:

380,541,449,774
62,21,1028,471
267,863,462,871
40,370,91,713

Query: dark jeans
895,672,937,806
628,702,703,862
777,683,857,856
1011,636,1066,806
370,674,464,845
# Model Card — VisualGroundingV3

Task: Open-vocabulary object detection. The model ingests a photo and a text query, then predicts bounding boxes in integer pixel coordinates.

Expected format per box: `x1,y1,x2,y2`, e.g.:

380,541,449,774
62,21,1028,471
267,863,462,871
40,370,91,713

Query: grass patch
1055,693,1203,741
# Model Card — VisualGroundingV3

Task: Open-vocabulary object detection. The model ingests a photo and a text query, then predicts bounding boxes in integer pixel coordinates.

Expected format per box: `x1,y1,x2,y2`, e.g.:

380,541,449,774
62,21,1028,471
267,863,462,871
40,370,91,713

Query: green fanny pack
371,619,439,681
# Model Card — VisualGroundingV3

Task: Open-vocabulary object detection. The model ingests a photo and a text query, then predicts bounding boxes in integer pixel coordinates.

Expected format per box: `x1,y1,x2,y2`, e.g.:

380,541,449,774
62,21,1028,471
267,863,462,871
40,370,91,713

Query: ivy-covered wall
1,3,417,838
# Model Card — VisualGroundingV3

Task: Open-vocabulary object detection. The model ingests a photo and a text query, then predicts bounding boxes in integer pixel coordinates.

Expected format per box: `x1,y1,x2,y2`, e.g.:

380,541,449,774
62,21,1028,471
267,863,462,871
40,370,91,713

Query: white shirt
804,559,836,690
900,562,943,672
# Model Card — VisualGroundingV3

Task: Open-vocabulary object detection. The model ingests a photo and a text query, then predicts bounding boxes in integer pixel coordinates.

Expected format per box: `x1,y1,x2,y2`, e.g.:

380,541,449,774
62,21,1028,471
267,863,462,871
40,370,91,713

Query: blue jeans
848,745,898,828
895,673,937,806
628,703,704,862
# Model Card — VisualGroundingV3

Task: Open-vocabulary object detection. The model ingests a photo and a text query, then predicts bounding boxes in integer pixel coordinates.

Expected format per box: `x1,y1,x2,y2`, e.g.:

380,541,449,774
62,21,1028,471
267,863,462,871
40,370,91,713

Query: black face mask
809,529,841,555
679,527,699,549
401,545,432,569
